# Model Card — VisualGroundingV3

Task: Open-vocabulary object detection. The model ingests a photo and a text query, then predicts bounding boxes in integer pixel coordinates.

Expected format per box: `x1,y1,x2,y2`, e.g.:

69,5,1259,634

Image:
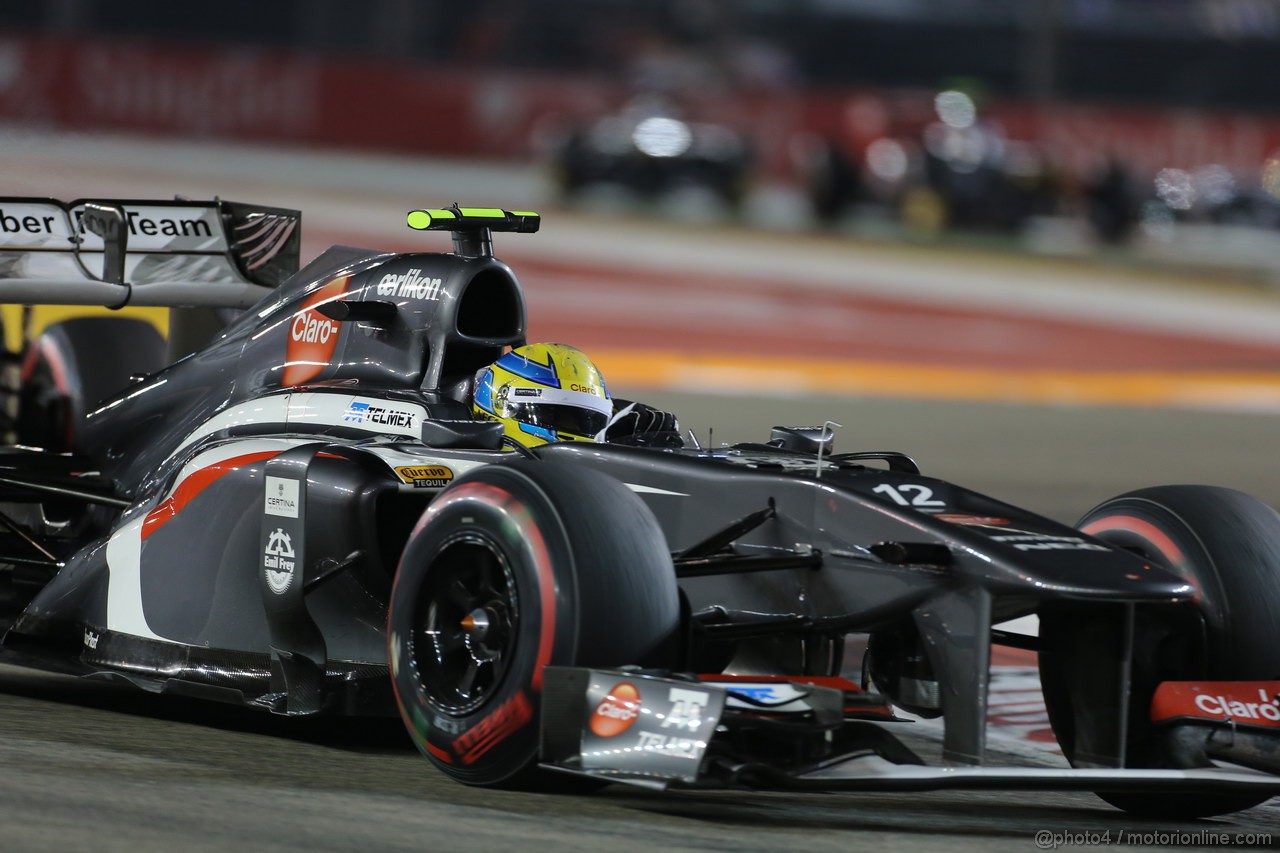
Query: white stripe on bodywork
625,483,688,496
168,395,292,460
104,515,165,640
168,392,427,461
286,392,423,439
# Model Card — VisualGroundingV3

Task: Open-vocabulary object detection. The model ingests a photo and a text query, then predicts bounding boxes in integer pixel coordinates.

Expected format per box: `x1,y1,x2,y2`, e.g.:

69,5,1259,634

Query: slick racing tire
18,317,166,452
388,461,680,787
1040,485,1280,818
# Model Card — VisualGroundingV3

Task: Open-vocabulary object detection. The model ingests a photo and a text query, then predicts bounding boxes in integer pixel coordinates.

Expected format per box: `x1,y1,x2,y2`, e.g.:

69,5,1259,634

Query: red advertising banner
3,34,1280,181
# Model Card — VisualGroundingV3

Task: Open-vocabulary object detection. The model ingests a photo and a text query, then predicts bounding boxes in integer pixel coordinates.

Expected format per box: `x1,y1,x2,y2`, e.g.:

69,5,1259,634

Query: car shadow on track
597,786,1280,841
0,664,413,753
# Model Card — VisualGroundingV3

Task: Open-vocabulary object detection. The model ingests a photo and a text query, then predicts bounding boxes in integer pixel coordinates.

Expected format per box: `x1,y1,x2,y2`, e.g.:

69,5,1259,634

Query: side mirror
421,419,505,450
769,425,835,455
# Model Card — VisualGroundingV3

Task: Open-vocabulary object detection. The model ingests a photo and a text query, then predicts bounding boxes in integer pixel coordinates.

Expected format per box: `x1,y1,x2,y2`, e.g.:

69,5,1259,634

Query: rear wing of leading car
0,197,300,309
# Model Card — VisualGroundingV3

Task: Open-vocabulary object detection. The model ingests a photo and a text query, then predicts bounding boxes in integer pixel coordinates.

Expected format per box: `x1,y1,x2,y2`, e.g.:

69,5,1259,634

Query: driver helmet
473,343,613,447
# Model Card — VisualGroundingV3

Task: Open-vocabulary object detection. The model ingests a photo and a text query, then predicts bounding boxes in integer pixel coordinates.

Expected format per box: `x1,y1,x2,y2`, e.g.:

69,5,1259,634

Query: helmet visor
506,402,609,438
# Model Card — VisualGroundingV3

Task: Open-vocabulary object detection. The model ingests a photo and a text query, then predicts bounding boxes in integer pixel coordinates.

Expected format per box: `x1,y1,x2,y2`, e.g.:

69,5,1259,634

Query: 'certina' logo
264,476,299,518
376,268,443,300
1194,689,1280,722
343,400,416,429
589,682,641,737
263,528,296,594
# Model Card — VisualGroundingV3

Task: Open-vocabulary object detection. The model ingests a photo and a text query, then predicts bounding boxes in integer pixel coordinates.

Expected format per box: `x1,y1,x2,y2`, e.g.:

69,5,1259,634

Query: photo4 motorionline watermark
1035,829,1272,849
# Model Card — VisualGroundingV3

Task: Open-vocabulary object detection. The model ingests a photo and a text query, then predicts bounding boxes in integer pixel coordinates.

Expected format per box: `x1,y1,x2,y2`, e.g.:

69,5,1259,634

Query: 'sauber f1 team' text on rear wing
0,197,301,309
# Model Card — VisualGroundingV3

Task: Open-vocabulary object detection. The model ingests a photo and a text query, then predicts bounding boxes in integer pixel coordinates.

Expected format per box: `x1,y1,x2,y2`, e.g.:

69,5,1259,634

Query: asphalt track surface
2,656,1270,853
2,132,1280,849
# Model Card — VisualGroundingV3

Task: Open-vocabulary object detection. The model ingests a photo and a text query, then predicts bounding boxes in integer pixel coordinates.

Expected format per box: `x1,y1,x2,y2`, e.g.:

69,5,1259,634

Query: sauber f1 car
0,197,1278,818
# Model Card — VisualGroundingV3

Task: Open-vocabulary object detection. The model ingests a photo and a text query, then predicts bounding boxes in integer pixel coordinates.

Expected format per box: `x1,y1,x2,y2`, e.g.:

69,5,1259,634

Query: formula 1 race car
552,96,752,212
0,197,1277,819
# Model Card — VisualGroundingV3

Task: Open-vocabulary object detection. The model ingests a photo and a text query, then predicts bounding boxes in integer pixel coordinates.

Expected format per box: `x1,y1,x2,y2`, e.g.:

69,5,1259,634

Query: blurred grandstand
4,1,1280,274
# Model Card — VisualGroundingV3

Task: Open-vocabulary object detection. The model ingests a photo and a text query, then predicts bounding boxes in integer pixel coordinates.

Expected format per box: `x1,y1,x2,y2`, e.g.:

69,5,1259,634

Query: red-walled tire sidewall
388,462,679,788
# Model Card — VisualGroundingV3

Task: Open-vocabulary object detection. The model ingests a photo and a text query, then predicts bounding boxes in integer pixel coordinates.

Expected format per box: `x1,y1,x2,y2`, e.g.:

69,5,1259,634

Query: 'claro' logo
283,276,350,386
589,682,641,737
292,312,337,344
1195,689,1280,722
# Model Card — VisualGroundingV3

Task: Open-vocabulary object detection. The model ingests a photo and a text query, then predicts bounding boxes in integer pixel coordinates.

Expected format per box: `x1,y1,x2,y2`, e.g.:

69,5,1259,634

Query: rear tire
388,461,680,787
18,317,166,452
1040,485,1280,818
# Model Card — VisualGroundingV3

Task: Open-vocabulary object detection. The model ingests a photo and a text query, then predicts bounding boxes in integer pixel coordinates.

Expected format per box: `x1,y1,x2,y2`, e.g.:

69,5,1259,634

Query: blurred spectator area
6,0,1280,269
7,0,1280,109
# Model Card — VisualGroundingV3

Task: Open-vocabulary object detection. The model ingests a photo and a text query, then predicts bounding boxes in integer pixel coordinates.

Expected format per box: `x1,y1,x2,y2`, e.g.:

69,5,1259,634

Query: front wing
539,668,1280,797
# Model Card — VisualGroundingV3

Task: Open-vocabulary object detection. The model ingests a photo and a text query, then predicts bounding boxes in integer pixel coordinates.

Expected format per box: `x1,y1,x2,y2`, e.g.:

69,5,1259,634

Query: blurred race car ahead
552,95,752,212
0,197,1279,819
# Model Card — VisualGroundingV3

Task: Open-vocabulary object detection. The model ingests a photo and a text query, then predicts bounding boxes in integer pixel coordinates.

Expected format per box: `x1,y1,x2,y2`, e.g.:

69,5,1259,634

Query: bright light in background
934,90,976,129
1262,153,1280,198
923,124,987,173
865,137,908,181
633,117,693,157
1154,167,1195,210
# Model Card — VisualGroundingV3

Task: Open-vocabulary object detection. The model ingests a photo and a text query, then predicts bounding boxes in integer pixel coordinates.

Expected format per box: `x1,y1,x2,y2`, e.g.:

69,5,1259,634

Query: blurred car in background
801,89,1061,238
552,95,752,213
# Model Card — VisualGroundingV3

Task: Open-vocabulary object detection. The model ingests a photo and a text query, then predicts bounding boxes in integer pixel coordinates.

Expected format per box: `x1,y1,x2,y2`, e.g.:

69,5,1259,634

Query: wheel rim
411,533,519,716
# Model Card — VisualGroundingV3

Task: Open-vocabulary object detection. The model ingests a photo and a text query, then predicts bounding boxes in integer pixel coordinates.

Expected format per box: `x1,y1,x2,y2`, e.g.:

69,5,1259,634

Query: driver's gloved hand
603,399,685,448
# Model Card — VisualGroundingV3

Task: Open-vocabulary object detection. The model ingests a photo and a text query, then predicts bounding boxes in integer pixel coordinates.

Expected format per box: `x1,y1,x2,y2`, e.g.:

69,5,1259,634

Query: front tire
388,461,680,787
1040,485,1280,818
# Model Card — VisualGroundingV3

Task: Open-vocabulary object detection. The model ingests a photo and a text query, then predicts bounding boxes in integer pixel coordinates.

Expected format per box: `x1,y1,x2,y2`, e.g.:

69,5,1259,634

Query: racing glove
602,399,684,448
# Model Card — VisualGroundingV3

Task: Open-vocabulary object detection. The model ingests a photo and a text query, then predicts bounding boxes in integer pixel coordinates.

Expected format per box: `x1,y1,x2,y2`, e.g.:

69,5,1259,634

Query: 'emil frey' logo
263,528,296,594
